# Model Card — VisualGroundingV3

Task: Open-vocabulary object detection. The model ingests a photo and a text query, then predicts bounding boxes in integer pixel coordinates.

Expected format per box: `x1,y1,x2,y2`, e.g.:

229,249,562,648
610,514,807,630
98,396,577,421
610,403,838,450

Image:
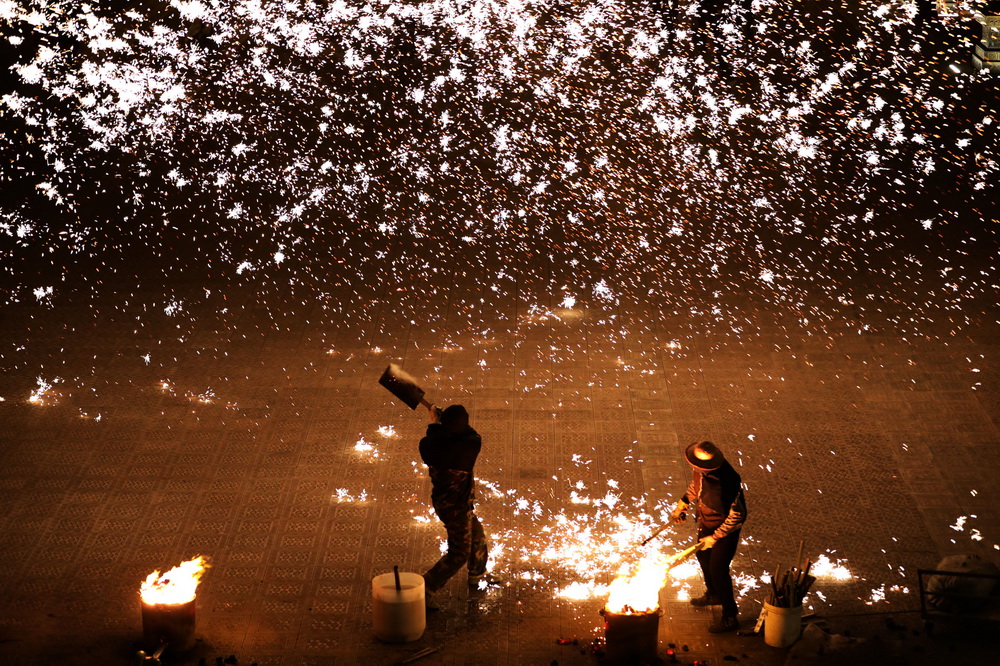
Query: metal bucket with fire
139,556,209,654
141,598,197,652
600,542,704,665
600,606,663,664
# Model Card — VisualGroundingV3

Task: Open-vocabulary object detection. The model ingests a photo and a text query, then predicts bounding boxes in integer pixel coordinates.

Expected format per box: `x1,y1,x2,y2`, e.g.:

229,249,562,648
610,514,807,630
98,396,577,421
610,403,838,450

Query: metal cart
917,568,1000,634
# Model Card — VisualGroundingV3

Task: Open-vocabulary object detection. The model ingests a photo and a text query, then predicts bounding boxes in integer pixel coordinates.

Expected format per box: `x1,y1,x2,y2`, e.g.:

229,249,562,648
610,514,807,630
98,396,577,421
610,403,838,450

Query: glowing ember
811,553,852,581
354,436,377,457
27,377,59,406
140,556,210,605
332,488,368,503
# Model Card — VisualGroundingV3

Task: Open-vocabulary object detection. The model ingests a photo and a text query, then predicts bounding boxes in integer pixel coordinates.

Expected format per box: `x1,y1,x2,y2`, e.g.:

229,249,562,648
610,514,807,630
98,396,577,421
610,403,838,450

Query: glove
670,503,687,524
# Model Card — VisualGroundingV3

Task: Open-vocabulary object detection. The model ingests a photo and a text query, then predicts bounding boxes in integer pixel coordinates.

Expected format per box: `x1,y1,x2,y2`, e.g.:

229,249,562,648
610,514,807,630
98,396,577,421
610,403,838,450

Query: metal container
600,607,662,665
141,599,196,653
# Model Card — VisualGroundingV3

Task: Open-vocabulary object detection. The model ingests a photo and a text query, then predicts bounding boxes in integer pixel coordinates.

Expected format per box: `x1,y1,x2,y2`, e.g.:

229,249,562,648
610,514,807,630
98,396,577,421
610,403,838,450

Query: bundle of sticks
766,541,816,608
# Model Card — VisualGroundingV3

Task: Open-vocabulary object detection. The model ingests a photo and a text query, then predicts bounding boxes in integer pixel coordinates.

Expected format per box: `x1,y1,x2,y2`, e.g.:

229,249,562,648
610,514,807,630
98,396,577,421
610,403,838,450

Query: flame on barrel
605,553,666,614
602,553,668,665
604,543,703,614
140,556,209,605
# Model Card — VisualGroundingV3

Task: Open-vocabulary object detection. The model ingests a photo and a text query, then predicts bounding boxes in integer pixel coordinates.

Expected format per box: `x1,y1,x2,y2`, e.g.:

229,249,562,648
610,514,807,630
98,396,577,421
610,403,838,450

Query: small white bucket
372,571,426,643
763,602,802,648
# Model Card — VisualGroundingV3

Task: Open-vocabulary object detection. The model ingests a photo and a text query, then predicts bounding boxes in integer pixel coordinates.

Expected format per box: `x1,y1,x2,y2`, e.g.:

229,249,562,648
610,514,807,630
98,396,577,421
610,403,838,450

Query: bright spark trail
1,0,998,638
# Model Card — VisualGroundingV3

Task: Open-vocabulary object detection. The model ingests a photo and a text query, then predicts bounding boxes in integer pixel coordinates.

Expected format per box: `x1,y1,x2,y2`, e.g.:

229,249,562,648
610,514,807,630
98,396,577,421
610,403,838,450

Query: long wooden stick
640,523,672,546
665,541,705,569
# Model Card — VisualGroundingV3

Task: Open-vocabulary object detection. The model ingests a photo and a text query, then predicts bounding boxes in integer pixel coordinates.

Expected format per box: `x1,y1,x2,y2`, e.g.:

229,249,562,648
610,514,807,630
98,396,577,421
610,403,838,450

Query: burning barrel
139,556,209,653
600,606,662,665
142,598,196,652
601,556,667,665
599,542,705,664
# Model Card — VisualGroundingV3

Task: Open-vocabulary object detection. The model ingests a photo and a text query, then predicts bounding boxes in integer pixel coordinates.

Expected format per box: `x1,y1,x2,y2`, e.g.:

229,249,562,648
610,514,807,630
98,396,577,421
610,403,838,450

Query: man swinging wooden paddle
418,402,492,608
378,364,495,608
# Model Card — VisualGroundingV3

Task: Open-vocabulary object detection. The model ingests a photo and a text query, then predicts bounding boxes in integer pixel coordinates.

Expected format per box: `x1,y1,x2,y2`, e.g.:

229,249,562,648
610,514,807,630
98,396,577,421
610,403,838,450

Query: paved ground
2,1,999,665
1,263,999,665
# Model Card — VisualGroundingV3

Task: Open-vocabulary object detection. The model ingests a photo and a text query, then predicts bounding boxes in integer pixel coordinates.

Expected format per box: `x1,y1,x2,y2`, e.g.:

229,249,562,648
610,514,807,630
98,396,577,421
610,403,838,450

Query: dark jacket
419,424,481,504
682,460,747,540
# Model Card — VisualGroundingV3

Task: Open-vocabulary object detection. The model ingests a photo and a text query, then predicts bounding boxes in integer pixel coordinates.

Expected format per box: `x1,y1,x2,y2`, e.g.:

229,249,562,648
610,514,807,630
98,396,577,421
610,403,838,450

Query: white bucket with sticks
763,541,813,648
372,567,425,643
763,602,802,647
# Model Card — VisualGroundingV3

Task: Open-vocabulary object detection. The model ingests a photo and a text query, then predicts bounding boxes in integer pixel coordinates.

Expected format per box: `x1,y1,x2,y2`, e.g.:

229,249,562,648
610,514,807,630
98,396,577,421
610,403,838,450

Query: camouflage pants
423,500,488,592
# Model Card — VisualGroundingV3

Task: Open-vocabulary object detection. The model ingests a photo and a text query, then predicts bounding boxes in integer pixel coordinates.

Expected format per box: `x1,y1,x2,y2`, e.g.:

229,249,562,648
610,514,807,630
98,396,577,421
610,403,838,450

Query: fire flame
605,544,703,614
605,553,667,614
140,556,210,605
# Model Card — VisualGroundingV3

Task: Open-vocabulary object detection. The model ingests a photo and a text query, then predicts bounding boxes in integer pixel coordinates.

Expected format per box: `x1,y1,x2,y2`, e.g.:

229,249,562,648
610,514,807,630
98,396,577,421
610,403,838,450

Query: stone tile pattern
1,272,998,665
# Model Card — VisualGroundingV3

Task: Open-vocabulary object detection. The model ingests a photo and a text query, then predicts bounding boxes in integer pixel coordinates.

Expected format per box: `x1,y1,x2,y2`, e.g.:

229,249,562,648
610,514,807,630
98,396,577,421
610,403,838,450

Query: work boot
424,591,441,612
708,614,739,633
689,593,720,607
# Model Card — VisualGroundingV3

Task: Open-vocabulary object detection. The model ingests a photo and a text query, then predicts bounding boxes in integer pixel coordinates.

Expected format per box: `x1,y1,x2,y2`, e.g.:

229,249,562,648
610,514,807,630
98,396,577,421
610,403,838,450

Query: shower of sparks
444,471,727,604
1,0,995,332
731,569,763,597
333,488,369,503
1,0,997,638
187,389,215,404
865,583,908,605
460,469,769,610
811,552,853,581
949,514,987,542
27,376,60,405
354,435,380,458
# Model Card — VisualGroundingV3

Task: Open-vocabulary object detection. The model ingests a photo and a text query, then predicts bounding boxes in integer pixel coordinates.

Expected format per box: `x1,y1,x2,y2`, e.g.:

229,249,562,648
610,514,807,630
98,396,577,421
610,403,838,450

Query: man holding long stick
671,440,747,633
419,403,490,607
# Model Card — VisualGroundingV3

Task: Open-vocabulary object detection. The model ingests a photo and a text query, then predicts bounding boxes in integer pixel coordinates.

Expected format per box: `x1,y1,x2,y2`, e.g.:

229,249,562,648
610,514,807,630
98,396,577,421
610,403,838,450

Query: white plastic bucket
372,571,426,643
763,602,802,647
